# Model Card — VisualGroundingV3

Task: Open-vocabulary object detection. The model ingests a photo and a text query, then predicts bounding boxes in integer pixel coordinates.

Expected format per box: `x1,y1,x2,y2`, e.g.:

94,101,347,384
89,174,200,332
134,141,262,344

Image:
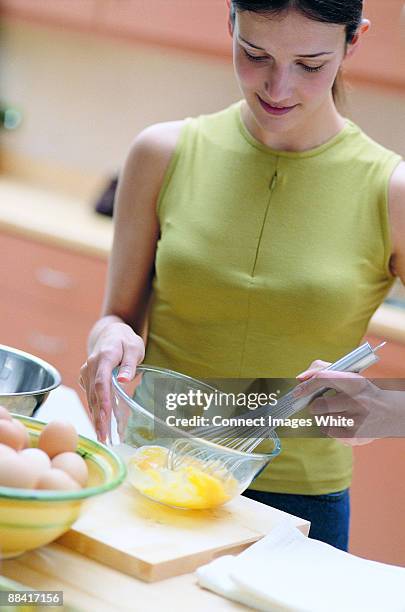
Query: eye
299,63,325,73
243,48,268,62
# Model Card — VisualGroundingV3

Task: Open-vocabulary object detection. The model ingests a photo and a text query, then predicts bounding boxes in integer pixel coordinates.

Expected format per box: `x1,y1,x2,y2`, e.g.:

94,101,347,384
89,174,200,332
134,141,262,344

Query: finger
78,374,85,392
309,397,329,414
93,364,114,441
296,360,330,380
117,340,142,382
79,363,89,393
325,426,354,439
88,385,100,435
310,396,355,415
78,377,93,422
311,399,370,437
324,426,374,443
84,357,101,425
98,409,108,444
295,370,368,398
95,399,105,442
79,364,95,422
335,437,375,447
296,369,323,382
94,365,112,415
336,437,354,447
116,403,131,441
79,384,93,422
85,377,102,433
133,371,144,386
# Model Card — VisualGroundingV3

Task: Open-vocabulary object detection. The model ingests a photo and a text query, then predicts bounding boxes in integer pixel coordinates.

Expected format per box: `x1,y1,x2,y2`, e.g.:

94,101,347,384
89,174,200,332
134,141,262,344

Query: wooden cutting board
58,481,310,582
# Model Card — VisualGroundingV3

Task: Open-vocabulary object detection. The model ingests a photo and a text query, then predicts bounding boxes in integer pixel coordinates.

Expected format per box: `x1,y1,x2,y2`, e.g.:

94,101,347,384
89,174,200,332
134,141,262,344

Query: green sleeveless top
144,101,402,495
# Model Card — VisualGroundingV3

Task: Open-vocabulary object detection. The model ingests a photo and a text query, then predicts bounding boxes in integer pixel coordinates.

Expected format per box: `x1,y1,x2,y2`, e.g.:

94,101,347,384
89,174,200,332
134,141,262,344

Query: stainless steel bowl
0,344,61,416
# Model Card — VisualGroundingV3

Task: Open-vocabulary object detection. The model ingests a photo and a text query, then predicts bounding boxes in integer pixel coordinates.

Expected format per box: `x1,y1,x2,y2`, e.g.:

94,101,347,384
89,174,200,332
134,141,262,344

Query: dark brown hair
231,0,363,107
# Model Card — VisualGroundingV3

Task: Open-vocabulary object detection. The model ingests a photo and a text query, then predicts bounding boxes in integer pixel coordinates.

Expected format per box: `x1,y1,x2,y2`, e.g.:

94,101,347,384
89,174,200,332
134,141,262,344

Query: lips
257,95,297,116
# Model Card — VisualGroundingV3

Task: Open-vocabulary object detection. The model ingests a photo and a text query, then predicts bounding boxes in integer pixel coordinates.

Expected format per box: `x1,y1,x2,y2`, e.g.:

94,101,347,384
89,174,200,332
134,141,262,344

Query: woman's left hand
295,361,387,446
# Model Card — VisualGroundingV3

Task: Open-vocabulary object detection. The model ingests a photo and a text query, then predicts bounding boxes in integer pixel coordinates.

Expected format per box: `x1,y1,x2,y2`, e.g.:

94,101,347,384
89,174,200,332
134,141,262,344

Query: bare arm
82,120,185,439
89,119,185,347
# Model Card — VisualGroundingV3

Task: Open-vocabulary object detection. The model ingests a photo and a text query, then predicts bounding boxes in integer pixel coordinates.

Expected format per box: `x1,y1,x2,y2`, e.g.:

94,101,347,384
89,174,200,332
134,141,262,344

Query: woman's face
233,9,348,136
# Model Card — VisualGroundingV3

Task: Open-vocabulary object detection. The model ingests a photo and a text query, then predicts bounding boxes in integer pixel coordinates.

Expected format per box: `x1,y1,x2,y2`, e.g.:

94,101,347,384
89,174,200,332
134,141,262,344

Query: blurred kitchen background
0,1,405,565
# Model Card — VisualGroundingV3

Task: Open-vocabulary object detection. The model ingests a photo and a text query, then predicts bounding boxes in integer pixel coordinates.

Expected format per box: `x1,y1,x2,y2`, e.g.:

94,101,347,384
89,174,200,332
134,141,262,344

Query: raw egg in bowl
110,366,281,510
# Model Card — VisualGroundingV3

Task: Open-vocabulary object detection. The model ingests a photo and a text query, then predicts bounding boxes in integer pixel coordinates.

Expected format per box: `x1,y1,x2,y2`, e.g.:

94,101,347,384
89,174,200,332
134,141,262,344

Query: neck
241,96,346,152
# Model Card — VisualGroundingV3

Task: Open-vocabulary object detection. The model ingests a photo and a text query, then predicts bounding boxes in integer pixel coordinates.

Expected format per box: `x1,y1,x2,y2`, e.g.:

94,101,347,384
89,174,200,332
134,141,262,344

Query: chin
254,107,300,134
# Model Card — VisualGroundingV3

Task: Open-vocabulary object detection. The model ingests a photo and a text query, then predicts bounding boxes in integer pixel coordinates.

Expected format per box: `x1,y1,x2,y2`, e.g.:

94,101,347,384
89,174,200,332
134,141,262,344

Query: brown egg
0,406,12,421
20,448,51,473
51,452,88,487
12,419,30,449
0,442,17,459
0,420,27,451
38,421,78,458
0,454,39,488
36,468,81,491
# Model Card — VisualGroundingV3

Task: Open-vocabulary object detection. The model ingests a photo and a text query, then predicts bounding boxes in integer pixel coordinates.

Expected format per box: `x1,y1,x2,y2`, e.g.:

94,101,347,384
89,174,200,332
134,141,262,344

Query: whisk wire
167,342,385,474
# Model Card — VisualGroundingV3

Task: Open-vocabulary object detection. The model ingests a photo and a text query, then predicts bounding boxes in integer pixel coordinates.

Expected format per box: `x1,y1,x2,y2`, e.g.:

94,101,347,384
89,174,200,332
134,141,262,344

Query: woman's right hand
80,321,145,442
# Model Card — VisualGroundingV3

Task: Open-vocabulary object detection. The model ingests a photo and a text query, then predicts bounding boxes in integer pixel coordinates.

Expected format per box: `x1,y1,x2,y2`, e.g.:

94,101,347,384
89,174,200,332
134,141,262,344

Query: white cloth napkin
196,521,405,612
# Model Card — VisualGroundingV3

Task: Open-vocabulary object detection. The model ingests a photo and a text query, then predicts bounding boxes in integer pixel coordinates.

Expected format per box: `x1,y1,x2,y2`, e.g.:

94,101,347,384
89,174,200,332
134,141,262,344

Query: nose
265,65,293,104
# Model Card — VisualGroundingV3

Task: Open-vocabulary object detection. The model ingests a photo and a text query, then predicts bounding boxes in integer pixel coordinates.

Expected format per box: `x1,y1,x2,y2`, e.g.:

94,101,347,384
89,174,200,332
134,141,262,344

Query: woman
80,0,405,550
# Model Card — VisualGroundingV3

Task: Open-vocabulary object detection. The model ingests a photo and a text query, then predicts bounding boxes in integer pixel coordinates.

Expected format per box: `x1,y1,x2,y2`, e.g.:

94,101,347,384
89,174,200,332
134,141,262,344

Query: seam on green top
380,154,403,280
156,118,193,218
238,160,280,376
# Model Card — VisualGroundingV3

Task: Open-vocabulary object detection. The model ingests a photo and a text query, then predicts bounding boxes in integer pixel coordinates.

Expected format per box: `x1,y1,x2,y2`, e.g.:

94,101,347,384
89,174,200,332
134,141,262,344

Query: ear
226,0,234,38
345,19,370,59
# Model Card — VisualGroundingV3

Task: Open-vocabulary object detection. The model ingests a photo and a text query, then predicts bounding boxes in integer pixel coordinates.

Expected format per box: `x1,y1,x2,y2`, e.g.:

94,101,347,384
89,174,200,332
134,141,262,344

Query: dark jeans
242,488,350,551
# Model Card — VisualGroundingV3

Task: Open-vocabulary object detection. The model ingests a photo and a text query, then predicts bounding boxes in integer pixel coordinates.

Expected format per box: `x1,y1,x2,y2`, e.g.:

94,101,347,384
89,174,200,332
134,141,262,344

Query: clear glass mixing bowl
110,365,281,509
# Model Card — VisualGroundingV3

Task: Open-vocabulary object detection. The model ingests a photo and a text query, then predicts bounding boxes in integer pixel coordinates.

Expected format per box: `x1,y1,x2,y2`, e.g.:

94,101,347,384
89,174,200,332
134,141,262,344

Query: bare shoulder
113,119,186,223
389,160,405,198
126,120,186,184
132,119,186,154
388,161,405,280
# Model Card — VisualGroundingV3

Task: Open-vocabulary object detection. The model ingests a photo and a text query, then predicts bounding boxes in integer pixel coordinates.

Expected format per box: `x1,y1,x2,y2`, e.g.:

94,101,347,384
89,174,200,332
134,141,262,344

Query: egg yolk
127,445,237,509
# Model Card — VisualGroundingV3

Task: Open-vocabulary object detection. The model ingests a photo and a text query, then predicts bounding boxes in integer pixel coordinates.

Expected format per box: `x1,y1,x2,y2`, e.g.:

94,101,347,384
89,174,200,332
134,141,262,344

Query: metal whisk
167,341,385,474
